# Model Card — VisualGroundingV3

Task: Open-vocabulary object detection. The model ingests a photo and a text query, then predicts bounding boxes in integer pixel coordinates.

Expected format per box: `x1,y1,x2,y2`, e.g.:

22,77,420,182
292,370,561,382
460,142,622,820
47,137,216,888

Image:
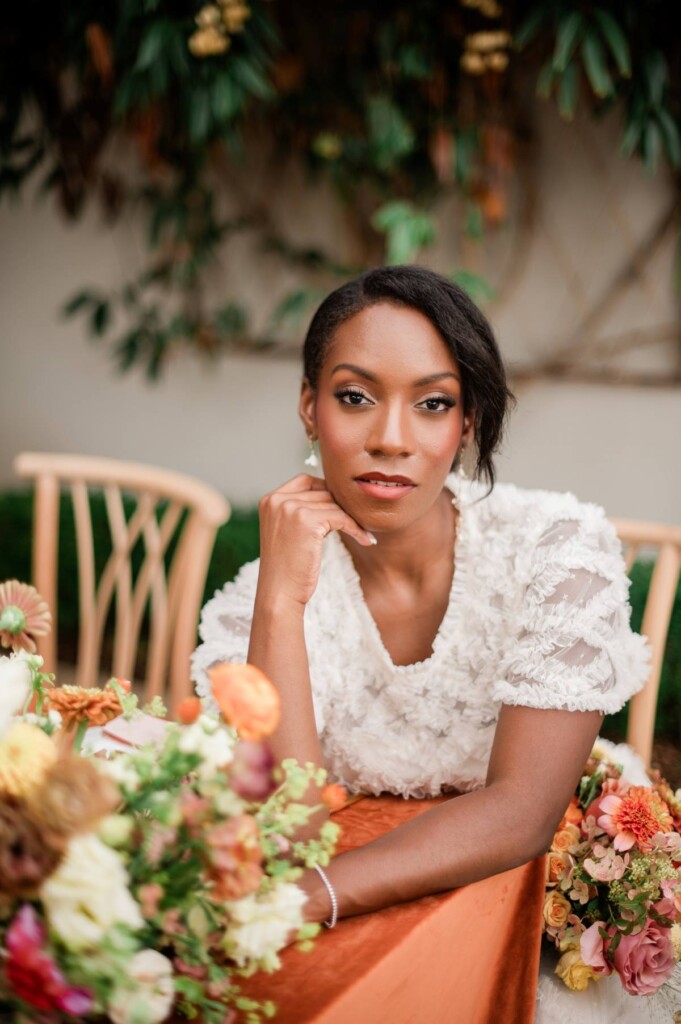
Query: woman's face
299,301,473,533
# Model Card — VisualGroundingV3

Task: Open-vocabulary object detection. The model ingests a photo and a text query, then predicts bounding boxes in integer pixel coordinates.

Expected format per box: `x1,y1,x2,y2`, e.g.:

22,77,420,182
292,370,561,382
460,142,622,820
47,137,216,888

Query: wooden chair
13,452,230,709
611,518,681,769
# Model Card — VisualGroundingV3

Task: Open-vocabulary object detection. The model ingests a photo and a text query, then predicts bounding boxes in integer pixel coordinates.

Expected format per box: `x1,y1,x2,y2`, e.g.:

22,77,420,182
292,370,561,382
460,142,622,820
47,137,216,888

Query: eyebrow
331,363,460,386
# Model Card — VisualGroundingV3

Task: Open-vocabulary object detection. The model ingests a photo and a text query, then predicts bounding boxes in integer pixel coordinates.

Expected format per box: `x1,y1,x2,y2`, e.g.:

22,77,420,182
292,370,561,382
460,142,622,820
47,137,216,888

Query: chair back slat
71,481,99,688
611,518,681,770
14,452,230,705
32,474,59,674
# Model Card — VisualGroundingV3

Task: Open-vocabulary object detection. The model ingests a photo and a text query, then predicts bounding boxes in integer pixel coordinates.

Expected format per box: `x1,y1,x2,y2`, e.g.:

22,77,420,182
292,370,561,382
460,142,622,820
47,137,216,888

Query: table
240,792,547,1024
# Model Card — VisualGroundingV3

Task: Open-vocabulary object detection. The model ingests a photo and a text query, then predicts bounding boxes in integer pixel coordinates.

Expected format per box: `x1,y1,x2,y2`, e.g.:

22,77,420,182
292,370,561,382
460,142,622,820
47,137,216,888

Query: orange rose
209,663,281,741
559,797,584,829
543,890,571,930
176,696,202,724
551,823,581,854
546,851,570,887
322,784,347,812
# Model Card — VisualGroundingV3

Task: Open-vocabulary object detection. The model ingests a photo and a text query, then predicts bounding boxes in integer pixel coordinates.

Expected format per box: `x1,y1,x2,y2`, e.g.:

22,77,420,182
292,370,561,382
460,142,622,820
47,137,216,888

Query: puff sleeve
493,503,651,714
190,558,260,711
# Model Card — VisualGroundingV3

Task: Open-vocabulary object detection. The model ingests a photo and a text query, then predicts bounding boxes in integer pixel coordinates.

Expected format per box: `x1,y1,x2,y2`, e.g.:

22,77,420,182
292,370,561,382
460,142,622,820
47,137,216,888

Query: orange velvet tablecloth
240,793,547,1024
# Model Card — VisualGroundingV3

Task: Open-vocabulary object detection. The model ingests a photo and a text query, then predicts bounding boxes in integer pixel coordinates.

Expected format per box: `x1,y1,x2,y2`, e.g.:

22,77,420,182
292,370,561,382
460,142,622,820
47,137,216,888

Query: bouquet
543,740,681,1000
0,580,342,1023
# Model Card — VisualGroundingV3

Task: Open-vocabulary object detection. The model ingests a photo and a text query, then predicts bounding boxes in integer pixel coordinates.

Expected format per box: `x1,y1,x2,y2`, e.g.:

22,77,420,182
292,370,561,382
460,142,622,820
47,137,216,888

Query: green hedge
0,489,678,743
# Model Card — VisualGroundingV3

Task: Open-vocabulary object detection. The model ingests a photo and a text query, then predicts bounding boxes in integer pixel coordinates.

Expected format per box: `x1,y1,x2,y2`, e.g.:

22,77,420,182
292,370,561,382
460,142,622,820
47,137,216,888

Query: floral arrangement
0,581,342,1023
543,742,681,1000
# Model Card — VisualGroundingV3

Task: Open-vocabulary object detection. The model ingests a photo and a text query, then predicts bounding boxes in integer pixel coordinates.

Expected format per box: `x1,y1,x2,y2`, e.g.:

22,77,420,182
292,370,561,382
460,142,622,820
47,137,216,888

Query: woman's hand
256,473,376,609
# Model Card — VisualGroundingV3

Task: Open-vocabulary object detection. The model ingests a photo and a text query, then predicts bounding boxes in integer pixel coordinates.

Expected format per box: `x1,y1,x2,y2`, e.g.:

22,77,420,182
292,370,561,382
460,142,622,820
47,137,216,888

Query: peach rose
543,890,571,930
559,797,584,829
555,947,602,991
546,851,570,887
551,823,581,854
209,663,280,741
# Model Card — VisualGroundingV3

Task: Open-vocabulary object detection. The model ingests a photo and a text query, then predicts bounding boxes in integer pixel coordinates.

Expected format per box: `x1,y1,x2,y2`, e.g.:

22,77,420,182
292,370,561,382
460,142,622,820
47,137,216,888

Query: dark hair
302,264,515,490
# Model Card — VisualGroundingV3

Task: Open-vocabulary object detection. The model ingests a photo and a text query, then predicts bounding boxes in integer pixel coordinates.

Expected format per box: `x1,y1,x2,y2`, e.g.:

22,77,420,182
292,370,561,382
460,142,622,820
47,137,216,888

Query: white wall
1,104,679,522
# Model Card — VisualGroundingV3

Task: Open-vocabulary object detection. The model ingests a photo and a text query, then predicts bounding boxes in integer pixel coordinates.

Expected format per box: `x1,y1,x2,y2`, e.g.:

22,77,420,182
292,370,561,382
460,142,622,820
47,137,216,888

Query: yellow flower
0,721,57,797
543,890,571,930
555,947,603,991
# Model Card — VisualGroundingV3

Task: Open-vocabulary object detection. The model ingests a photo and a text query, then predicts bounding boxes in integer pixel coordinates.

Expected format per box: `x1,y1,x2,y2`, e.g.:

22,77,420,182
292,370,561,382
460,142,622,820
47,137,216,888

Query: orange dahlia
599,787,674,852
0,580,51,653
46,681,123,728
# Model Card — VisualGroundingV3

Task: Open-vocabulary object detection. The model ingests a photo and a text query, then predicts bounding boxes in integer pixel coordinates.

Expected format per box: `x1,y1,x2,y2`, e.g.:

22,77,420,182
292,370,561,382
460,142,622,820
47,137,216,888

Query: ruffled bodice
191,476,650,799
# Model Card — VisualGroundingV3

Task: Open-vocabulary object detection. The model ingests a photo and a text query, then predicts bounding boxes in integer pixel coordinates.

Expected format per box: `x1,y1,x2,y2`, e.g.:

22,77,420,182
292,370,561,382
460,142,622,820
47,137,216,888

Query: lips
354,472,417,500
355,473,415,486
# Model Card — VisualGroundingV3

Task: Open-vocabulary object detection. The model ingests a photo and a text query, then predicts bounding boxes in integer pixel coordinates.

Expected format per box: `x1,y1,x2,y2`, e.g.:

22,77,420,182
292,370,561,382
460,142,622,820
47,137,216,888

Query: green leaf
367,95,415,171
62,290,98,317
449,269,495,305
189,89,213,144
642,119,662,173
212,76,242,122
643,51,669,109
620,112,643,159
581,32,614,98
268,288,315,329
231,56,274,101
657,109,681,168
514,7,548,50
536,58,556,100
91,300,111,337
454,128,479,186
371,201,435,263
135,21,169,72
592,9,631,78
558,62,579,120
553,12,583,73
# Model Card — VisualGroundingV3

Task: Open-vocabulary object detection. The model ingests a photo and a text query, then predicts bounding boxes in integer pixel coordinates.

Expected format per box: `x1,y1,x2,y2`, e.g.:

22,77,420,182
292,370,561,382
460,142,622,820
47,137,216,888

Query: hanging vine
0,0,678,377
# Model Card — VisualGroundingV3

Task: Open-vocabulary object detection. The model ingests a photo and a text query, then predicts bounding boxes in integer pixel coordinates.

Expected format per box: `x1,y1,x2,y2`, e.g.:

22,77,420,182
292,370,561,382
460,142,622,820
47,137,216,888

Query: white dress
191,474,669,1022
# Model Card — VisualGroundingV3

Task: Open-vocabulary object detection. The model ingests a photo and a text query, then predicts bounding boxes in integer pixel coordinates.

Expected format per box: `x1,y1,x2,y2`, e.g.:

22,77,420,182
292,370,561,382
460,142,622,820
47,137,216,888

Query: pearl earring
304,436,319,468
457,445,468,479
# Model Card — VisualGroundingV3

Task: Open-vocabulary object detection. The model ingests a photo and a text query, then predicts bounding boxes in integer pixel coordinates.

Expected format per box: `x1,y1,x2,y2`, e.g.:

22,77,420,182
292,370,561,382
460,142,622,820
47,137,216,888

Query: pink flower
598,789,674,853
229,739,276,800
612,909,676,995
5,904,92,1015
580,920,615,977
583,846,629,882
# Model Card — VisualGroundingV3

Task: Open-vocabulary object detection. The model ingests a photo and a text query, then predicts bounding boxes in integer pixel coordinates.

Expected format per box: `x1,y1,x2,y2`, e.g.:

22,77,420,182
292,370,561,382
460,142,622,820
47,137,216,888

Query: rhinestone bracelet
312,863,338,928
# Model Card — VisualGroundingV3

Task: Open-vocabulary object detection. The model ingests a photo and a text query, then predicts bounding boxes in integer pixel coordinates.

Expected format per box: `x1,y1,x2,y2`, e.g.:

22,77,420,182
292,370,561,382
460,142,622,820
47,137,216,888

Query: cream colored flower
0,653,33,736
108,949,174,1024
671,923,681,962
178,714,235,779
0,720,57,796
543,890,571,931
224,881,307,971
41,833,143,949
0,580,51,653
555,947,603,990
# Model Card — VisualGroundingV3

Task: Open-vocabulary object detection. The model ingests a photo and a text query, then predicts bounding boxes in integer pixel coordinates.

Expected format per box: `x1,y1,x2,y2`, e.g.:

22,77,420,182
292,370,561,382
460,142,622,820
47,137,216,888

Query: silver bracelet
312,863,338,928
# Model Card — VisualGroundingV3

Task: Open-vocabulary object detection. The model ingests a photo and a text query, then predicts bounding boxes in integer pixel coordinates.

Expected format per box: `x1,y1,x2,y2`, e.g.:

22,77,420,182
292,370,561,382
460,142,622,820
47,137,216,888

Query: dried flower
26,755,119,842
222,2,251,34
188,26,230,57
0,721,58,797
0,799,64,897
46,681,124,728
0,580,51,653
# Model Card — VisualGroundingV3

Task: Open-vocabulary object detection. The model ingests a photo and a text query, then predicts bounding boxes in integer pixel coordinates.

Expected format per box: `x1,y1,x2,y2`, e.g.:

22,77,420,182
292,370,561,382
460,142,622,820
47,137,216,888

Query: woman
191,265,652,1019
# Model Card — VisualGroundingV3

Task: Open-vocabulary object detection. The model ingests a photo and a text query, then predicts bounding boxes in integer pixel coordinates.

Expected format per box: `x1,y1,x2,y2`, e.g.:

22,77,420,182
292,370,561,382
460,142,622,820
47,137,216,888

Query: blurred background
0,2,679,766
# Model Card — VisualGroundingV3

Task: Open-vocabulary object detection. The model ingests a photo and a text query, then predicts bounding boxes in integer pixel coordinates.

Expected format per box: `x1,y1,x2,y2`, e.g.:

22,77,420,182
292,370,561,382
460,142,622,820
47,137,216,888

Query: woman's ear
299,378,317,438
462,411,475,447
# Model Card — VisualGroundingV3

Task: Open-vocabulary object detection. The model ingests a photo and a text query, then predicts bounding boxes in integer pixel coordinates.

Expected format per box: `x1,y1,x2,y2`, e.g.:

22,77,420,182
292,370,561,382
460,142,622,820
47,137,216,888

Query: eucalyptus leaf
592,8,631,78
558,62,579,120
553,12,583,73
581,32,614,98
657,109,681,168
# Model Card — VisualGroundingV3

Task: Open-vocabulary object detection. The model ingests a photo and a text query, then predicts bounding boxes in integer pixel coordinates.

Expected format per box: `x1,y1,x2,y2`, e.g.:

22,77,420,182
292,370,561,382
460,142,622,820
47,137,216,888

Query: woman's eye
335,388,371,406
419,396,455,412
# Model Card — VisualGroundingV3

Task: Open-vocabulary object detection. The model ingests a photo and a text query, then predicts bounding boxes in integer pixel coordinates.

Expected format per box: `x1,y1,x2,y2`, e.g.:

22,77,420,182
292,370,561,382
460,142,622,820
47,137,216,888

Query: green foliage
0,1,678,375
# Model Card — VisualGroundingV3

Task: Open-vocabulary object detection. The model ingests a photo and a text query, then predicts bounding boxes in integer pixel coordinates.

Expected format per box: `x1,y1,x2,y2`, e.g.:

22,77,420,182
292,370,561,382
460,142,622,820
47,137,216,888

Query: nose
364,401,415,458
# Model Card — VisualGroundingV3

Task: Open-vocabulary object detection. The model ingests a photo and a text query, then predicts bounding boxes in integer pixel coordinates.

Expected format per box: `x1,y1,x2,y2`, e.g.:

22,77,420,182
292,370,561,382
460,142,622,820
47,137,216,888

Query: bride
191,264,656,1022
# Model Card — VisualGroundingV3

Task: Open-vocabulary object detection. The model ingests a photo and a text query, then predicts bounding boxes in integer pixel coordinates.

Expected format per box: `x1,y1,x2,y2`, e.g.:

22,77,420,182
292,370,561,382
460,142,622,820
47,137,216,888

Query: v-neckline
330,475,470,674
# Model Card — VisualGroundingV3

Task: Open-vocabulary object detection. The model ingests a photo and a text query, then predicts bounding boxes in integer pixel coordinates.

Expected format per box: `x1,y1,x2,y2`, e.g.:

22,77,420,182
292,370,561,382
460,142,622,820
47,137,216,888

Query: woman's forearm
247,591,329,838
301,781,548,922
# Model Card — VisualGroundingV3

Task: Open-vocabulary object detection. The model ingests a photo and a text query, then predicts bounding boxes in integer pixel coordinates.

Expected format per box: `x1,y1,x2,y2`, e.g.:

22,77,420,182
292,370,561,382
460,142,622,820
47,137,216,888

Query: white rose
41,834,144,949
0,653,33,736
108,949,175,1024
225,881,308,971
178,715,235,778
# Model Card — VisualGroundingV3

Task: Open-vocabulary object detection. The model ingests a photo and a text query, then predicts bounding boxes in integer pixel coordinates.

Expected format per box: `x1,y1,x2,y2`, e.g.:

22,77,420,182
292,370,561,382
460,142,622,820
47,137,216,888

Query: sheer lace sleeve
190,559,260,710
493,506,651,714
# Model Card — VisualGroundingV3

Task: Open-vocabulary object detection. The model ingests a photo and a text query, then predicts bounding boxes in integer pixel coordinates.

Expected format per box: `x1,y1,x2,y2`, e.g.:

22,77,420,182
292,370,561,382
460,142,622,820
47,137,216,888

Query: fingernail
366,532,377,545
